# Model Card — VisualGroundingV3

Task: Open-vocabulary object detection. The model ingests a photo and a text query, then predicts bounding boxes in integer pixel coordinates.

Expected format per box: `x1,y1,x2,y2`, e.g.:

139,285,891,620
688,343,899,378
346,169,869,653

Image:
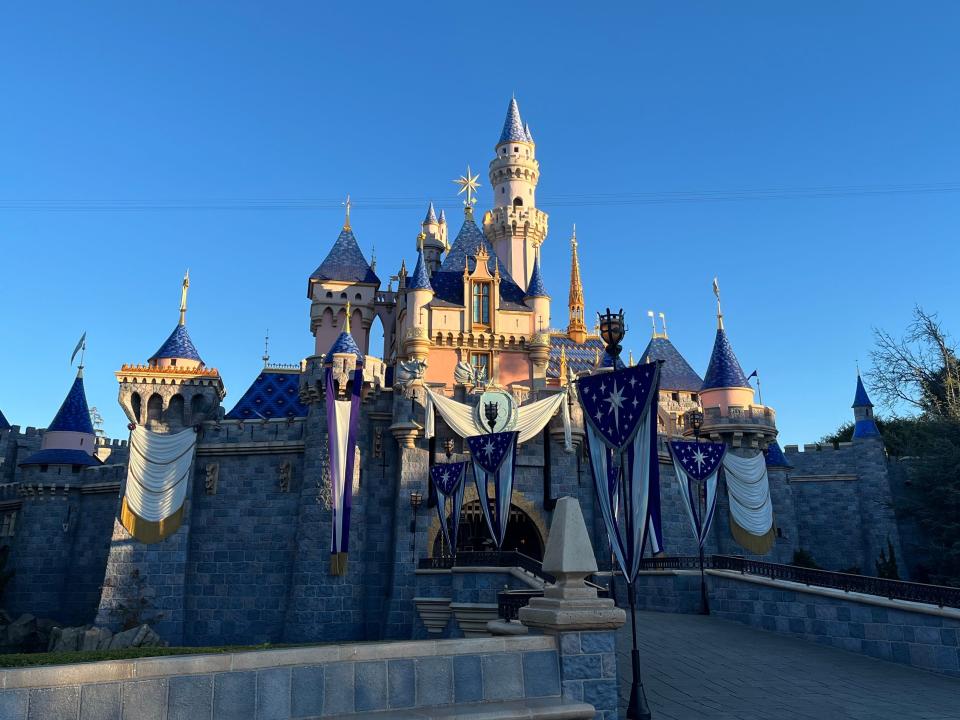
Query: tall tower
420,203,447,275
852,372,881,438
483,97,548,286
566,226,587,344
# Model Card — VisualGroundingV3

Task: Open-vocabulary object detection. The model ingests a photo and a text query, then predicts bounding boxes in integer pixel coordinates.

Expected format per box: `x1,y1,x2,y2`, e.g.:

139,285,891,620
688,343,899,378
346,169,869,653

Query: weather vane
342,194,352,230
453,165,481,208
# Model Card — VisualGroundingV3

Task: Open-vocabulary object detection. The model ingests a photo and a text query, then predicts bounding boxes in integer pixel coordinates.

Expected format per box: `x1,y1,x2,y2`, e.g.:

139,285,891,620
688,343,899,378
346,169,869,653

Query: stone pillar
519,497,626,720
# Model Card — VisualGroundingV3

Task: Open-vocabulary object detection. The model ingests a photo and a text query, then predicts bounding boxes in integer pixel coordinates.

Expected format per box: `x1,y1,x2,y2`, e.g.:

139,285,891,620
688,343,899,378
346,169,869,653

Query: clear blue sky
1,2,958,445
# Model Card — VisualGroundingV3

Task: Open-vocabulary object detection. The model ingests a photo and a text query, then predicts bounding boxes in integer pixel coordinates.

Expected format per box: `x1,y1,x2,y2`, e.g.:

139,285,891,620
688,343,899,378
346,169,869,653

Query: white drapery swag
672,455,719,550
722,452,774,537
424,386,572,451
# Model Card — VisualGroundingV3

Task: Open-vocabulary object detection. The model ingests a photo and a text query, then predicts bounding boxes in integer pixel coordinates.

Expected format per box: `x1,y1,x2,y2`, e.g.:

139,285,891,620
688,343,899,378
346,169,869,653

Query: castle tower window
514,146,519,152
472,282,490,327
1,511,16,537
470,352,490,381
513,197,523,207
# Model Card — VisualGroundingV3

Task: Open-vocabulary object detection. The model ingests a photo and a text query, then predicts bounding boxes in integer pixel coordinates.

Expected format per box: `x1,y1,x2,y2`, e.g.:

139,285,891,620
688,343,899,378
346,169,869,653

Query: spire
408,241,433,292
438,208,446,224
567,224,587,343
702,325,751,390
852,371,881,439
179,270,190,326
326,301,364,362
713,276,724,330
524,122,534,143
18,368,101,466
342,193,352,231
48,368,95,435
343,301,352,334
853,371,874,408
525,248,548,298
498,97,528,145
558,346,568,386
424,202,438,225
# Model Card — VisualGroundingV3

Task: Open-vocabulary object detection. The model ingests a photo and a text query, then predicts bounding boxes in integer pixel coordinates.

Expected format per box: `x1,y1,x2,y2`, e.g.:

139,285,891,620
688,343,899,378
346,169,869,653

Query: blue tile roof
702,329,751,390
150,324,203,363
853,418,881,439
327,331,364,361
19,448,101,467
524,122,534,143
48,373,95,434
424,202,437,224
640,337,703,392
764,441,791,468
0,407,9,430
525,253,548,298
438,209,446,224
852,374,873,408
225,370,308,420
408,249,432,291
498,98,528,145
309,227,380,287
431,213,529,311
548,335,606,379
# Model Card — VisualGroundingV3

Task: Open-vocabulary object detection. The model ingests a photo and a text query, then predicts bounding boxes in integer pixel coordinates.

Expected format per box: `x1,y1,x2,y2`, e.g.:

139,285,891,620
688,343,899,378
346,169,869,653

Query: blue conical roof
309,227,380,287
641,337,703,392
438,209,446,224
0,407,9,430
702,328,751,390
151,324,203,363
852,374,873,408
765,441,791,468
525,253,548,298
327,330,363,361
498,98,528,145
524,122,534,143
424,202,438,224
48,372,94,434
408,248,433,291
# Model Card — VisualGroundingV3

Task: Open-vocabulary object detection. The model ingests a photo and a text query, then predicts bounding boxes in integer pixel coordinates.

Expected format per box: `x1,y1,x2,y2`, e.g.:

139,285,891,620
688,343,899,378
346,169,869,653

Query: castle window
514,146,519,153
1,511,16,537
691,393,699,403
513,197,523,207
470,352,490,381
472,282,490,327
501,187,505,194
170,359,177,366
672,392,680,402
355,293,362,300
340,292,347,299
326,291,333,298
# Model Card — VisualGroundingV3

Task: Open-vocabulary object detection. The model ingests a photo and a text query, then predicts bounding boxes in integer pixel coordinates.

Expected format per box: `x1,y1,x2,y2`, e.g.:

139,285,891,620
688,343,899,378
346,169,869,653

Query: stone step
323,697,596,719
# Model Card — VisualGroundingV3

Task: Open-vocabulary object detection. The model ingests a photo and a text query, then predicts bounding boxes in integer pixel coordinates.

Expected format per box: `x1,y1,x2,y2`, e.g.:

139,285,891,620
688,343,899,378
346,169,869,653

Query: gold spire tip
342,194,352,230
344,301,352,333
179,270,190,326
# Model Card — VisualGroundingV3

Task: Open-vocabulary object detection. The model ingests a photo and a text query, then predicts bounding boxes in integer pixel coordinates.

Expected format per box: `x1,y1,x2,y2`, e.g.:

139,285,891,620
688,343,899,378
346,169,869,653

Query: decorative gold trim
119,496,185,544
330,552,348,576
729,512,776,555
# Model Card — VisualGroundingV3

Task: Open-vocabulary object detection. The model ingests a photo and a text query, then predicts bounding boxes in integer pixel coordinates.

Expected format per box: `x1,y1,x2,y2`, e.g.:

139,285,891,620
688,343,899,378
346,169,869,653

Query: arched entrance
432,499,544,560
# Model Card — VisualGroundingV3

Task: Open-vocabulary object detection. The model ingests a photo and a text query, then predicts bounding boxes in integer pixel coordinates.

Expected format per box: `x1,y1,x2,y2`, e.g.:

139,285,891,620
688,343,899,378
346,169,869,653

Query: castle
0,99,907,646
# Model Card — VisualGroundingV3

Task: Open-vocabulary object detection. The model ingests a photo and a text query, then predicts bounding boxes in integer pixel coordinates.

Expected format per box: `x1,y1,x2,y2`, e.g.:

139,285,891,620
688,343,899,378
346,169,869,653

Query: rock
107,624,161,650
83,626,112,652
5,614,37,648
107,626,141,650
49,625,88,653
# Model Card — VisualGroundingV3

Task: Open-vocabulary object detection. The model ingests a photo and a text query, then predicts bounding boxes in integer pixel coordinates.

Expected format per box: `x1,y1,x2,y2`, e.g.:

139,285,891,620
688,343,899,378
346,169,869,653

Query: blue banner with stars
668,440,725,549
467,431,519,549
576,361,663,582
430,461,467,555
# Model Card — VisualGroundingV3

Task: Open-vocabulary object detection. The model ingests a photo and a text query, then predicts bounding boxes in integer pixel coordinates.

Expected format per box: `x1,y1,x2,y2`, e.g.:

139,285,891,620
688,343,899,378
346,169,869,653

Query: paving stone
168,675,212,720
522,650,561,698
387,659,415,709
354,661,387,712
29,686,80,720
80,683,120,720
481,652,523,701
214,672,256,719
452,654,483,703
0,690,28,720
121,679,166,720
415,656,453,707
290,665,324,718
257,667,291,720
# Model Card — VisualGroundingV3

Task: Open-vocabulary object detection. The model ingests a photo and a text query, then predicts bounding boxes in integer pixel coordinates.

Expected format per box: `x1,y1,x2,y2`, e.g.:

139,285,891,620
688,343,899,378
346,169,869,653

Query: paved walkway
616,611,960,720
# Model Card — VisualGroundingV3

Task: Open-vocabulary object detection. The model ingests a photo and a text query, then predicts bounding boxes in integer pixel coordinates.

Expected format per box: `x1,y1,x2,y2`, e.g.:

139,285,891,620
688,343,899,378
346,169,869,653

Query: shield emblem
475,390,517,434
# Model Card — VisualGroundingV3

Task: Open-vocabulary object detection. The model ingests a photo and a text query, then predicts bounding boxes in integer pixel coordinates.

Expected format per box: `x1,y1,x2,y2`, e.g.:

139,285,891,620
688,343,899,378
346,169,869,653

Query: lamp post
599,307,651,720
685,408,709,615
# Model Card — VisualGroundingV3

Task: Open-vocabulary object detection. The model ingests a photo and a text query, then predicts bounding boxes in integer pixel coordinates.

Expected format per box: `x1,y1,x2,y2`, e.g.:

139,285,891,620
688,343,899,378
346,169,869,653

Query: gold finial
370,244,377,273
417,232,425,251
344,301,352,334
571,223,577,247
453,165,481,210
629,349,635,367
558,346,568,386
342,194,352,230
263,329,270,367
179,270,190,326
659,312,668,339
713,276,723,330
594,347,601,366
647,310,656,337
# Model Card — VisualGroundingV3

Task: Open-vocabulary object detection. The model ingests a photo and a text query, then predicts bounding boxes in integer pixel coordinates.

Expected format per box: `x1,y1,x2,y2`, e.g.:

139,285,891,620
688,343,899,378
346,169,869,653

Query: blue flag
467,431,518,549
669,440,725,548
430,461,467,554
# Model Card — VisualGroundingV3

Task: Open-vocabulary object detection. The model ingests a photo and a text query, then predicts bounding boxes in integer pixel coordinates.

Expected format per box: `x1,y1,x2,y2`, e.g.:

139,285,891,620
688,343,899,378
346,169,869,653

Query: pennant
576,361,662,582
669,440,725,549
70,332,86,366
325,363,363,575
430,461,467,555
466,431,519,549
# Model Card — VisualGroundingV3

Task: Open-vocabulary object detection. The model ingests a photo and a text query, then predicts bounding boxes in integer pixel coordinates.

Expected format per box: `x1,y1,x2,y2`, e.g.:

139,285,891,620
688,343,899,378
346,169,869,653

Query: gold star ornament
453,165,481,208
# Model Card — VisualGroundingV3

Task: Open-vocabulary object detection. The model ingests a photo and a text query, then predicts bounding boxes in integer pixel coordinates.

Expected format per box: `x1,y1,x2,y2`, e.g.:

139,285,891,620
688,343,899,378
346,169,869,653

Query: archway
431,499,544,560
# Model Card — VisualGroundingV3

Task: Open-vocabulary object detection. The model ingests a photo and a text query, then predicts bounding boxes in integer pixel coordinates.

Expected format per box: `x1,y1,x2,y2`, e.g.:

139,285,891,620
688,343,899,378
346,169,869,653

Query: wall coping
414,565,544,589
707,569,960,621
0,635,555,690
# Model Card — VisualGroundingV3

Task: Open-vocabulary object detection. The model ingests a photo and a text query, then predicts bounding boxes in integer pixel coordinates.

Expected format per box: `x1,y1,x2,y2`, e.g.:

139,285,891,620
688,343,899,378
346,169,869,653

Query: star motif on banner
693,448,705,473
482,438,495,459
604,380,626,433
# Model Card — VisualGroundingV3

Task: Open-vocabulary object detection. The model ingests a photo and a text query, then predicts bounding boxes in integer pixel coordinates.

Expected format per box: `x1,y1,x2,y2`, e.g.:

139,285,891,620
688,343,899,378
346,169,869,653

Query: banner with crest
430,461,467,555
669,440,725,549
325,363,363,575
466,431,519,549
576,361,663,583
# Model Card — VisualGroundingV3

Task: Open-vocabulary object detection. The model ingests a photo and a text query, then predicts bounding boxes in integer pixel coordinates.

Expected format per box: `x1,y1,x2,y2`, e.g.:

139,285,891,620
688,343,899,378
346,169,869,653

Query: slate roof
640,337,703,392
150,324,203,363
424,202,437,224
327,331,364,361
19,448,101,468
438,209,446,224
702,329,751,390
525,253,548,298
524,123,534,143
499,98,528,145
225,370,308,420
309,227,380,288
0,408,9,430
853,418,881,439
430,213,529,311
853,374,873,408
48,373,95,434
408,249,432,291
548,335,606,379
764,441,791,468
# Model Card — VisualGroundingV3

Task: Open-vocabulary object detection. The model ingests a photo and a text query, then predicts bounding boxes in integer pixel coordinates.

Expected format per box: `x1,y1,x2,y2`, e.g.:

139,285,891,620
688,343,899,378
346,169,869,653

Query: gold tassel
119,496,185,544
329,552,348,576
729,512,777,555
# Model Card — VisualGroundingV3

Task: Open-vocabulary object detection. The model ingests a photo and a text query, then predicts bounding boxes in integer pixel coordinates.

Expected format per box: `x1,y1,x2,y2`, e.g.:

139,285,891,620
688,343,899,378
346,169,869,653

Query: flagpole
623,461,652,720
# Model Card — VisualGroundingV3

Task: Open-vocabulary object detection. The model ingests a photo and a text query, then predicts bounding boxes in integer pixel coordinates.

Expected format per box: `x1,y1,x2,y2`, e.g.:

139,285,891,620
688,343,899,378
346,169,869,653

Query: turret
483,97,548,286
307,199,380,356
20,367,101,467
566,226,587,344
116,273,225,430
403,240,434,363
852,372,881,439
525,248,551,332
420,203,446,274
